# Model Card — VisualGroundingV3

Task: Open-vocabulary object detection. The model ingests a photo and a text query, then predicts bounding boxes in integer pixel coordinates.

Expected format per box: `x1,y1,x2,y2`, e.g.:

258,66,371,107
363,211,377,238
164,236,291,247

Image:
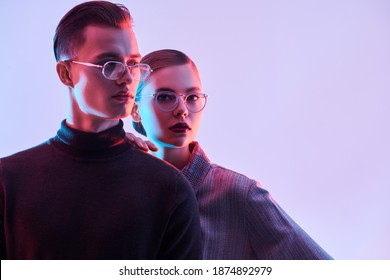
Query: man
0,1,202,259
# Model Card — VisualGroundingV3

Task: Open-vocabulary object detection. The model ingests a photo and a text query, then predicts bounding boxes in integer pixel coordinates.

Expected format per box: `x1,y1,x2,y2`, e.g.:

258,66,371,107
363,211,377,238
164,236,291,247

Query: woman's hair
133,49,200,136
140,49,197,73
53,1,133,61
135,49,199,99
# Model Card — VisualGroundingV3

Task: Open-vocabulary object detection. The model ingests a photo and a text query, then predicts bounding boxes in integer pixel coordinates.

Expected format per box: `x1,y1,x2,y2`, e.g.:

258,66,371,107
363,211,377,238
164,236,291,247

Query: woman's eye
186,94,200,102
157,93,176,102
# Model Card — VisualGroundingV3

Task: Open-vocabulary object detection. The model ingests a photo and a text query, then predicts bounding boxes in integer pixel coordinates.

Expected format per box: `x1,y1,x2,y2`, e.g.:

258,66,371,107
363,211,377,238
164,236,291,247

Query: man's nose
116,67,135,85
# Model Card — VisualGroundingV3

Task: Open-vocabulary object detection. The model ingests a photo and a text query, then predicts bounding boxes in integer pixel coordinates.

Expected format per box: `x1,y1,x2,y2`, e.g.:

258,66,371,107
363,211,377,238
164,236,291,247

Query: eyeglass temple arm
71,61,103,68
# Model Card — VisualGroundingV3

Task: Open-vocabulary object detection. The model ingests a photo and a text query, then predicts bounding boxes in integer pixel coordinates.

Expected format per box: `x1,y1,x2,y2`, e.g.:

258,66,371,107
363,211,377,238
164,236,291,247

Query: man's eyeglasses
71,61,152,81
140,91,208,112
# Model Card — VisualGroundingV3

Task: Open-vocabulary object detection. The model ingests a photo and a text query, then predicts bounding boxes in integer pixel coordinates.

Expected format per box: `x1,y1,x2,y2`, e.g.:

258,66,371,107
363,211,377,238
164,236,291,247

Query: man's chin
111,109,132,120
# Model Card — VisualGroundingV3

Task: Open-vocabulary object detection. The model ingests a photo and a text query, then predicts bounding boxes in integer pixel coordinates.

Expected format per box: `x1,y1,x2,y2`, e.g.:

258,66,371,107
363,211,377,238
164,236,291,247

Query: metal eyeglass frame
71,60,152,81
140,92,208,112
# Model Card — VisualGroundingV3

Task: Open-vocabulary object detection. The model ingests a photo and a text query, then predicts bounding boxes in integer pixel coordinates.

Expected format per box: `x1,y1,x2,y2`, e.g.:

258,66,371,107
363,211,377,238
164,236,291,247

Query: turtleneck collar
51,119,132,158
57,120,126,150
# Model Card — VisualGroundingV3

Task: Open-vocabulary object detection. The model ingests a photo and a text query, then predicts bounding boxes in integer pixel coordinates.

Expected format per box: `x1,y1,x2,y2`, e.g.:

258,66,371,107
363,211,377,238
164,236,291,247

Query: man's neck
66,95,121,133
66,115,119,133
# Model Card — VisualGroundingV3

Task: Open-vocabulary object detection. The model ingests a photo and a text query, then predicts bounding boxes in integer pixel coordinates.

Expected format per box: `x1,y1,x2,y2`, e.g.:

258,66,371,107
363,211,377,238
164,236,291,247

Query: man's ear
131,103,141,122
56,61,74,88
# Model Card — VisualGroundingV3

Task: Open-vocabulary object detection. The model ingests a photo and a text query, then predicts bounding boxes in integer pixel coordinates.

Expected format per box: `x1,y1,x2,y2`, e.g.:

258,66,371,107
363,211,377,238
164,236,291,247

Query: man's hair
53,1,133,61
133,49,200,136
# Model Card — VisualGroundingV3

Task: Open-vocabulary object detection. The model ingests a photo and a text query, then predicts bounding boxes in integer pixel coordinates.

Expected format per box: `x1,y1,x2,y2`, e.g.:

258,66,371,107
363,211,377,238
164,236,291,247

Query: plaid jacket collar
181,142,212,194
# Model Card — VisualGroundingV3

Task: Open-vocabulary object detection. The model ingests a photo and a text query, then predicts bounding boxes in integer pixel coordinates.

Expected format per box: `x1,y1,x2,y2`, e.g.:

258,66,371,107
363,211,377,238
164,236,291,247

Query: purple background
1,0,389,259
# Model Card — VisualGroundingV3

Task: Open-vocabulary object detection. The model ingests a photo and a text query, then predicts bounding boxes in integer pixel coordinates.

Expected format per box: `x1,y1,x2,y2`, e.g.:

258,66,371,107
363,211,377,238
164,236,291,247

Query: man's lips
112,91,134,101
169,122,191,133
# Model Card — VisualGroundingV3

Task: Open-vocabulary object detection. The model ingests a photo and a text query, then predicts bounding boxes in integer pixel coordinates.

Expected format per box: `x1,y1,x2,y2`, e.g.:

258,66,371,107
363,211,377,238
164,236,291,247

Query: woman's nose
174,96,188,117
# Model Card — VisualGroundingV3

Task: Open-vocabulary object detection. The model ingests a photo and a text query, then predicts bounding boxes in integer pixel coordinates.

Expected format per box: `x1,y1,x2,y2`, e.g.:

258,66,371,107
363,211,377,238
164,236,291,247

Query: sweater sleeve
0,160,6,260
157,173,202,260
245,181,333,260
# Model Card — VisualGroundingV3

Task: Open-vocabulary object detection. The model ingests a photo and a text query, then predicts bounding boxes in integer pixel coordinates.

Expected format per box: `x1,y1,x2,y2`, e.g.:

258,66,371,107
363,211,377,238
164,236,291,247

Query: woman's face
135,63,204,148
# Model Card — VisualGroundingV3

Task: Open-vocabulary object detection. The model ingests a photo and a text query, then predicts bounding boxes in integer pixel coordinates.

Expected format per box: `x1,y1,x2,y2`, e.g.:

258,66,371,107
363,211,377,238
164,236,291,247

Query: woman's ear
131,103,141,122
56,61,74,88
131,103,147,136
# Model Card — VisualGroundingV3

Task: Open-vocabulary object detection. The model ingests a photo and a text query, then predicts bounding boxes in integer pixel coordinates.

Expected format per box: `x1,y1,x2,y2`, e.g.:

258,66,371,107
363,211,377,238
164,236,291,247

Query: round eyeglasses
71,60,152,81
140,91,208,112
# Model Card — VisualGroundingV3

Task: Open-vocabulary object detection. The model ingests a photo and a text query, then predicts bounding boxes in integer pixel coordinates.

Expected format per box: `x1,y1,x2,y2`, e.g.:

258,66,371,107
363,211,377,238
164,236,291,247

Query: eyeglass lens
155,92,207,112
103,62,149,81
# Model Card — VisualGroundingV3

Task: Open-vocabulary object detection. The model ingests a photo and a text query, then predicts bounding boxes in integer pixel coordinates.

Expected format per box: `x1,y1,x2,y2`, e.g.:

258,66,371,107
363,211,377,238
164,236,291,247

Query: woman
131,49,332,260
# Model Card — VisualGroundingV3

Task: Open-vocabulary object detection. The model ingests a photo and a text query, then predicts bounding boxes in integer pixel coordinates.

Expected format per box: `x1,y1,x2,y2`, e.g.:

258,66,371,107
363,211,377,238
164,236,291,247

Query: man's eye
104,62,117,71
126,60,138,67
100,59,119,64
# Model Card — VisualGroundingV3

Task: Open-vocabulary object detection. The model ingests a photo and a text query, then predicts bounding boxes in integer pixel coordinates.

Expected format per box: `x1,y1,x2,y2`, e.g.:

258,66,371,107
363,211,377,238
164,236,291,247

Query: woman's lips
169,122,191,133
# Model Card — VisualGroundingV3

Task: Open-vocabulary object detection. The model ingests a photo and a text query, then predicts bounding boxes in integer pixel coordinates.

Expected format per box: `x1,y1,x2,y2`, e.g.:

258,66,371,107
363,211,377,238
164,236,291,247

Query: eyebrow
93,52,141,61
155,87,202,93
185,87,201,93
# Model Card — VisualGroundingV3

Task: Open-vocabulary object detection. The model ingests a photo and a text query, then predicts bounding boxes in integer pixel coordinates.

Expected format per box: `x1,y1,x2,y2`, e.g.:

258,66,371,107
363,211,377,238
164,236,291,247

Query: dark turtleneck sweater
0,120,202,259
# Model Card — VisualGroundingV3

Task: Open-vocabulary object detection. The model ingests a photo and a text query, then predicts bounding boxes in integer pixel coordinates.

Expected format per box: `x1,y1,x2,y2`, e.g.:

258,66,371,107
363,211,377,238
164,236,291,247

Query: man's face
68,25,140,126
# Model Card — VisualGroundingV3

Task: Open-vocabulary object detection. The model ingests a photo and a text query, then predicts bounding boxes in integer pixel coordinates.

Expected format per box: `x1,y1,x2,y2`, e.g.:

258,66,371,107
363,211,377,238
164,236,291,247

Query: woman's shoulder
190,142,264,194
206,163,262,193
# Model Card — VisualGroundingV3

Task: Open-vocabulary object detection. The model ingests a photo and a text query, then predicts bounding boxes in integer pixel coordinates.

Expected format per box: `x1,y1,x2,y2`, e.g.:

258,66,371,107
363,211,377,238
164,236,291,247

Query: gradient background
0,0,389,259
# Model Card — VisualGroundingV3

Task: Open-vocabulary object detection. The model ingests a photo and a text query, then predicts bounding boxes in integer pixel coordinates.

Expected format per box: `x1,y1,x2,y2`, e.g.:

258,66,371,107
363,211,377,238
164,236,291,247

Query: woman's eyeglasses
140,91,208,112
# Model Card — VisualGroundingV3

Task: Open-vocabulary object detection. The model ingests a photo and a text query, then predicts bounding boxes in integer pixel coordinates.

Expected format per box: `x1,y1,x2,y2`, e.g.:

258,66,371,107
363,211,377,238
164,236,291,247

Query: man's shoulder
130,150,193,191
0,140,56,171
1,140,52,163
131,148,181,173
0,140,54,180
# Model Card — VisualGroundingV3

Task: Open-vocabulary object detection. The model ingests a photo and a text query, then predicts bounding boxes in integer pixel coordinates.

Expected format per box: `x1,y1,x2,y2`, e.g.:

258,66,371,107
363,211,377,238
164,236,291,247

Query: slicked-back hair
53,1,133,61
133,49,200,136
136,49,199,100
